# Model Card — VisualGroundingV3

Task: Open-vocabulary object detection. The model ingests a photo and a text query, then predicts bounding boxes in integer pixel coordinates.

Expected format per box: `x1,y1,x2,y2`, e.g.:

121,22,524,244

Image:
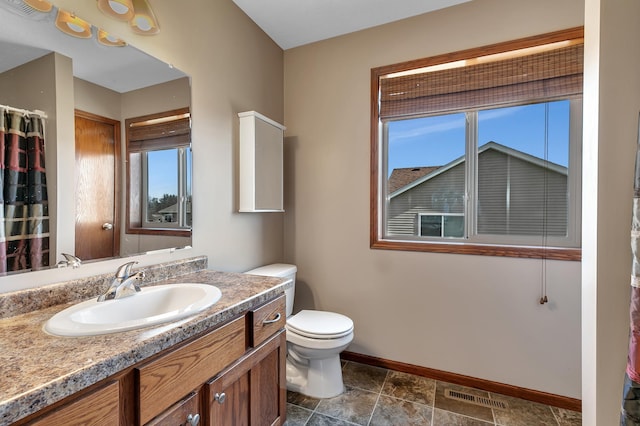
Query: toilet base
286,353,345,399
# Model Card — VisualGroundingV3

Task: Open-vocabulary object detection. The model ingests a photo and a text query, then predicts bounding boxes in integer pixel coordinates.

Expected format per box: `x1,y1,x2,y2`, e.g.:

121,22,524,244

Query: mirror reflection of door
74,110,120,260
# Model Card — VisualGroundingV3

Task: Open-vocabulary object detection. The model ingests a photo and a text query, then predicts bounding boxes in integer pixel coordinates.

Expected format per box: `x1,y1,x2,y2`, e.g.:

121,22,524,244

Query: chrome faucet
97,261,146,302
56,253,82,269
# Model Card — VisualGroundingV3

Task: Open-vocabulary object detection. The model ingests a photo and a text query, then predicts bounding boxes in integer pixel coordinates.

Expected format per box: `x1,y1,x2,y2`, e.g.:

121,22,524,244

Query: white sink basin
44,283,222,337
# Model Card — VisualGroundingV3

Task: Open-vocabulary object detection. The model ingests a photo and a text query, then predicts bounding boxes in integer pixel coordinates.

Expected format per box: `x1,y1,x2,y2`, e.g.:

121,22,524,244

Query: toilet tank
245,264,296,317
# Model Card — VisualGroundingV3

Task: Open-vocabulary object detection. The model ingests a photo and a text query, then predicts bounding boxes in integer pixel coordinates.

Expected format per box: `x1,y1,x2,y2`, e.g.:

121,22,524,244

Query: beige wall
284,0,584,399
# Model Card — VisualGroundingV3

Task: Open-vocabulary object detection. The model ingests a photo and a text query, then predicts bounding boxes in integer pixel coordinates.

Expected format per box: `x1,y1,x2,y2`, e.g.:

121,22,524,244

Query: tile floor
284,361,582,426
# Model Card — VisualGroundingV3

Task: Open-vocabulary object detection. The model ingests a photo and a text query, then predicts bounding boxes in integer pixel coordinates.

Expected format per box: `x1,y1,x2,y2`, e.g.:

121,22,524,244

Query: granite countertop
0,268,288,425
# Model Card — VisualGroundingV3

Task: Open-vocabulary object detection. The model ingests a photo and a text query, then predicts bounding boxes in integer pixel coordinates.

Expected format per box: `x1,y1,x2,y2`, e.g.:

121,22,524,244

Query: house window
418,213,464,238
371,28,583,260
126,108,192,236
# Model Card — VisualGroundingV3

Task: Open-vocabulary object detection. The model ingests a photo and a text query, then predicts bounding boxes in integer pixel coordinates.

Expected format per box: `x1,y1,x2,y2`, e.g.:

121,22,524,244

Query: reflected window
126,108,191,236
143,147,192,228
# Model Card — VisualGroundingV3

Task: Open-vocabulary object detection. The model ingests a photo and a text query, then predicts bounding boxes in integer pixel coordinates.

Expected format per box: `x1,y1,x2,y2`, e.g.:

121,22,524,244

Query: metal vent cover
444,389,509,410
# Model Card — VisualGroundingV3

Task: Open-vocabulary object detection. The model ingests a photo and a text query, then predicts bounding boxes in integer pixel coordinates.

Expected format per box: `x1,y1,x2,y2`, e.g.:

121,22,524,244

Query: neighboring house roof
158,203,192,214
388,166,440,193
388,141,568,198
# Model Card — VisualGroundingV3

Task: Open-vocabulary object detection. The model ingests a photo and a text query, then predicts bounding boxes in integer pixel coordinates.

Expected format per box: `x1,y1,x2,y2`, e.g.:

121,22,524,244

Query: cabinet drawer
146,391,200,426
30,381,120,426
250,295,286,347
137,316,246,425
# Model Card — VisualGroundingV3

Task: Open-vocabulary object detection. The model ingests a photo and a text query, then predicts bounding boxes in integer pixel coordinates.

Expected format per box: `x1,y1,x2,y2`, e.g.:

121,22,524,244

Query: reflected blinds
378,40,583,120
127,108,191,152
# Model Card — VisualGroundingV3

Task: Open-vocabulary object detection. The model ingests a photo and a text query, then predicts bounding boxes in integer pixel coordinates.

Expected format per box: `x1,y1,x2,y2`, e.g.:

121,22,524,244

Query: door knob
102,222,113,230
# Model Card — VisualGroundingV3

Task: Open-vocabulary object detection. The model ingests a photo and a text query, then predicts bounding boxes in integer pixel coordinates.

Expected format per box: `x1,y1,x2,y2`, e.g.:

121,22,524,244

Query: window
371,28,583,260
419,213,464,238
142,147,192,228
126,108,192,236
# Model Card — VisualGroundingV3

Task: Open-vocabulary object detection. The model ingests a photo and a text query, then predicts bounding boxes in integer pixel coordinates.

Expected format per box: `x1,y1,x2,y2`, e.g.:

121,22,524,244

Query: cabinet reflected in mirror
0,0,192,271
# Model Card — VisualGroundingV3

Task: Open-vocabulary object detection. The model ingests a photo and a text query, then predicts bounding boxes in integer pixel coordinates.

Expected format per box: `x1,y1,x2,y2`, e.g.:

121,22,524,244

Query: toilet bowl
245,264,354,399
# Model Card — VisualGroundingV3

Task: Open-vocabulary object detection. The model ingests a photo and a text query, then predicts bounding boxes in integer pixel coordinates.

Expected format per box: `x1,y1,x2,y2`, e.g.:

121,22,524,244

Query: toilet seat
286,310,353,339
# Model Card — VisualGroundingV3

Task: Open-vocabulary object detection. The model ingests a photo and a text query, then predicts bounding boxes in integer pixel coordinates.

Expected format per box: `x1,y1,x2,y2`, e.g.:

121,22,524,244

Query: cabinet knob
214,392,226,404
186,413,200,426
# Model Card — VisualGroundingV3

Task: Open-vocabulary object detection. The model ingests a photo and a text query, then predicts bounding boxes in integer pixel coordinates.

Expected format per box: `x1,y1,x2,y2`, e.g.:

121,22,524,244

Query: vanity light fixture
97,29,127,47
97,0,134,21
55,9,92,39
129,0,159,35
22,0,52,12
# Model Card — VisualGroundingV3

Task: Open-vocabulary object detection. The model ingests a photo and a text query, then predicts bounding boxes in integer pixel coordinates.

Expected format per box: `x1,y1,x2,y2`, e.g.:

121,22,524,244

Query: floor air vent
444,389,509,410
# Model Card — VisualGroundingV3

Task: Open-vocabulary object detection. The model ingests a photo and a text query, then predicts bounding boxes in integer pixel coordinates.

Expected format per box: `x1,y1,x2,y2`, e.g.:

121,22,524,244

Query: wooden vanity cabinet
17,294,287,426
141,294,287,426
205,295,287,426
137,316,246,424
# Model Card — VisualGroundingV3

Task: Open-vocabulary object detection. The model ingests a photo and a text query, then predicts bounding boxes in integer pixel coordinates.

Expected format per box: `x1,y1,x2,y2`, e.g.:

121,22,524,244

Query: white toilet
246,264,354,399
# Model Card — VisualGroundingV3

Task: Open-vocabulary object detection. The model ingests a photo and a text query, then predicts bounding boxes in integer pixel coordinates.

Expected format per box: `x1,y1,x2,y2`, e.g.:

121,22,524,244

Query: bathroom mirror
0,0,192,274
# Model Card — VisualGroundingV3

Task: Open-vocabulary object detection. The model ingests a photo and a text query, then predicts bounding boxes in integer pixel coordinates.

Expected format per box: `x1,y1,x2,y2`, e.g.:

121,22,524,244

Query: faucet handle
115,261,138,278
57,253,82,269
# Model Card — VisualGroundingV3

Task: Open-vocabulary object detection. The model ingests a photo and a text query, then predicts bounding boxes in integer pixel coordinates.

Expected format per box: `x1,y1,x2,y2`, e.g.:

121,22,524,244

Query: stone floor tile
315,386,378,425
433,408,495,425
381,370,437,406
550,406,582,426
342,361,389,393
491,393,559,426
288,390,321,410
306,413,361,425
369,394,433,426
284,403,314,426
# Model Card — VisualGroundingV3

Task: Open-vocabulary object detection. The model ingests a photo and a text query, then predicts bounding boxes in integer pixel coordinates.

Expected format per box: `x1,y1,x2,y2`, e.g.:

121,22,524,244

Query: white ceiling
231,0,471,50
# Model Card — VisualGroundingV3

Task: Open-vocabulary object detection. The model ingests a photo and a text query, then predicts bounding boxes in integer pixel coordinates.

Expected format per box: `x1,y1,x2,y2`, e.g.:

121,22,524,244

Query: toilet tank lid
245,263,297,277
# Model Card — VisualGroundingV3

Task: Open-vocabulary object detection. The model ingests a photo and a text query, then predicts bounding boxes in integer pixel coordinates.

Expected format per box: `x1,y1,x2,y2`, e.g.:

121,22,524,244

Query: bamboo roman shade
379,42,584,120
127,111,190,152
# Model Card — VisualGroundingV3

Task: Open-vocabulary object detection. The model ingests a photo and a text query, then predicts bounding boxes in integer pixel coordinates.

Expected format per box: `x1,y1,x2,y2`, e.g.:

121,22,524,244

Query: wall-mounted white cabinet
238,111,286,212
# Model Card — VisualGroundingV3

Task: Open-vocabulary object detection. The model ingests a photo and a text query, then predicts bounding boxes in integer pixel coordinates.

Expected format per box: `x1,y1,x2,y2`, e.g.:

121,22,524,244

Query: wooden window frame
370,27,583,261
126,107,191,237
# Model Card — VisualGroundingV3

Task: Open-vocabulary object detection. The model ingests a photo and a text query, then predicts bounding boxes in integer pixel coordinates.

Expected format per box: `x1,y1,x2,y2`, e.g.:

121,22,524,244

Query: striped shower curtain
622,115,640,425
0,109,49,273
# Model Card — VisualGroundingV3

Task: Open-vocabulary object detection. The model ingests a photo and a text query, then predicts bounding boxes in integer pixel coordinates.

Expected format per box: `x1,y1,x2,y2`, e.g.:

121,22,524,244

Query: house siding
388,163,465,236
388,149,568,237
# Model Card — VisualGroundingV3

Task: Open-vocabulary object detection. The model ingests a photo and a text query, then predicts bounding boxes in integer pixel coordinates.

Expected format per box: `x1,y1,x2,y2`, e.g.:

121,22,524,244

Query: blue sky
148,149,192,200
387,100,570,176
148,150,178,199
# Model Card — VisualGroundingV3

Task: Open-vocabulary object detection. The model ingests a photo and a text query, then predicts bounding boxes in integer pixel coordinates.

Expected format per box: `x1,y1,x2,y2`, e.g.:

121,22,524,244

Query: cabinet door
137,316,246,424
29,381,120,426
207,367,250,425
206,330,286,426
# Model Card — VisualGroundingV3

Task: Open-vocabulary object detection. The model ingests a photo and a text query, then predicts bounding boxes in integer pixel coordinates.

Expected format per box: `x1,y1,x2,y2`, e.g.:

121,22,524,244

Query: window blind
127,109,191,152
379,41,583,120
